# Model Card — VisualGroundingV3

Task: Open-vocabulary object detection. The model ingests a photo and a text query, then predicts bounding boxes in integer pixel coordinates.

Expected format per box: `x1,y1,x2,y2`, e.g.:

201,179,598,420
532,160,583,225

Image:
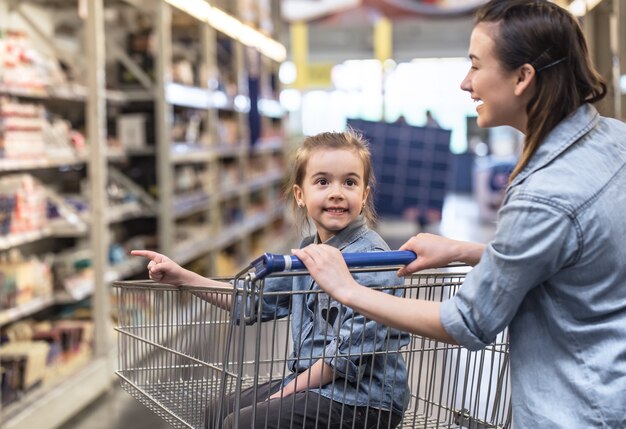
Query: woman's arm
292,245,457,343
269,360,335,400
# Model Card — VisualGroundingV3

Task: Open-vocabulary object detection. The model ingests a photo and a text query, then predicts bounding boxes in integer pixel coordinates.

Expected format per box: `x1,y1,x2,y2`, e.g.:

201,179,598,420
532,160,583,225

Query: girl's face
293,148,370,242
460,22,530,132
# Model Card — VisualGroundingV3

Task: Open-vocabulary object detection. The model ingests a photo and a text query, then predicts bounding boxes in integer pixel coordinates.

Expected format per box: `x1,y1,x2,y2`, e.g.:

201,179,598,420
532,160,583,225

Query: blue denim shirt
239,216,410,414
441,104,626,428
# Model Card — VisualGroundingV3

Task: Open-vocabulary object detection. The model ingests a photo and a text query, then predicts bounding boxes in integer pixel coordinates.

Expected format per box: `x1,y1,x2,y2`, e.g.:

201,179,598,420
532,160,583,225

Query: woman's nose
460,74,471,92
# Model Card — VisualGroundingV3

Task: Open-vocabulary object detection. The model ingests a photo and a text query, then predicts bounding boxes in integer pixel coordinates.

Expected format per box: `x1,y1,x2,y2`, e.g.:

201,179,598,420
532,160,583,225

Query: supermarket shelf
0,356,113,429
172,231,216,266
54,280,93,304
215,143,247,158
0,84,151,104
49,222,89,238
105,258,147,283
217,206,285,249
251,136,285,154
217,182,248,201
107,201,154,224
165,83,229,109
0,156,87,172
173,191,211,218
248,171,284,192
0,295,55,326
0,228,54,251
172,204,284,265
217,172,283,201
170,143,216,164
125,146,156,156
54,259,148,303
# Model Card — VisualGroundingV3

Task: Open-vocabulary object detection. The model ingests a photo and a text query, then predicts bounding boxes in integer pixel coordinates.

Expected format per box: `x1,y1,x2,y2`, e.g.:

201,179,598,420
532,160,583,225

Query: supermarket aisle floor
59,192,497,429
59,384,170,429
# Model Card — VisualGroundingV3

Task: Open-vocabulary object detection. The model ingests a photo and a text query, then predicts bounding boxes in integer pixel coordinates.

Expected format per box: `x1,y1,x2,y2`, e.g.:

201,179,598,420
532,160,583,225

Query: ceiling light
164,0,286,62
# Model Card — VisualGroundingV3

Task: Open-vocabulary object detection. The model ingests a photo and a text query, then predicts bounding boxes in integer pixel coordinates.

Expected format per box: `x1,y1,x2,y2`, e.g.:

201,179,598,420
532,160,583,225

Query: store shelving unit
0,0,288,427
0,1,153,428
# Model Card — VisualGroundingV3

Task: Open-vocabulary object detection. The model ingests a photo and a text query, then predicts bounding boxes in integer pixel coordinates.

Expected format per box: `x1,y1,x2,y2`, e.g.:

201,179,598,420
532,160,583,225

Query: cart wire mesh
114,255,511,429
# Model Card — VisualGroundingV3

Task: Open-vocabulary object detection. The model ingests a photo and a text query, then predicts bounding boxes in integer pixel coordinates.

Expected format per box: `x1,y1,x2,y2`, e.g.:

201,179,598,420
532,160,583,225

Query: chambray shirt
441,104,626,428
238,216,410,414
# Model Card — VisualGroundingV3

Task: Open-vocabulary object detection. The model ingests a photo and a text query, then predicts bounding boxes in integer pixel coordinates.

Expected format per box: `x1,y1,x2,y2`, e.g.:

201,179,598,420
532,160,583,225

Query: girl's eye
346,179,356,186
316,178,328,185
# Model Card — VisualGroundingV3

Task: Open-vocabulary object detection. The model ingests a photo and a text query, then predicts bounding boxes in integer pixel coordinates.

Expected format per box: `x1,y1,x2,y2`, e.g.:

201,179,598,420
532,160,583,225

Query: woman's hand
291,244,360,302
130,249,191,286
398,233,484,276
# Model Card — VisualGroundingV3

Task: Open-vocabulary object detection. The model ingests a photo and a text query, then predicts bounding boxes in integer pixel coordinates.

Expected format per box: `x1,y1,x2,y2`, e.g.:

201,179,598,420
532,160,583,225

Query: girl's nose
328,184,344,199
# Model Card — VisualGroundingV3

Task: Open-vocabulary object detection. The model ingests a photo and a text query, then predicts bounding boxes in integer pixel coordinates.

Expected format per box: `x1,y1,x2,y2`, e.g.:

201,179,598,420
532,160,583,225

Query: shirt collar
303,215,368,250
511,103,599,187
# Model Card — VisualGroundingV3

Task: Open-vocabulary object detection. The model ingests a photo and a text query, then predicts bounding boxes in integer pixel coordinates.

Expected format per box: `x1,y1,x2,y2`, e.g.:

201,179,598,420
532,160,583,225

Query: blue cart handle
251,251,416,280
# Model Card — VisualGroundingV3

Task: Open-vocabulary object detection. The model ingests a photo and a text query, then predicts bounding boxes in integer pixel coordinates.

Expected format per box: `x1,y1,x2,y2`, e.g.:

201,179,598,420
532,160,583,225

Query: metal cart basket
114,252,511,429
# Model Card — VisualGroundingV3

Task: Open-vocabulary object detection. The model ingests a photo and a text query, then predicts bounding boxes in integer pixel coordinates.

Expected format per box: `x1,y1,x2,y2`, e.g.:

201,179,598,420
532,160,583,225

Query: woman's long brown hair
475,0,606,181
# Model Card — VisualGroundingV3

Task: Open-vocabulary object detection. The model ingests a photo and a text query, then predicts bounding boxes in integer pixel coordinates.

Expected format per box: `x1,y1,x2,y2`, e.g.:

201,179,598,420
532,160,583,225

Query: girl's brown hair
284,129,377,234
475,0,606,181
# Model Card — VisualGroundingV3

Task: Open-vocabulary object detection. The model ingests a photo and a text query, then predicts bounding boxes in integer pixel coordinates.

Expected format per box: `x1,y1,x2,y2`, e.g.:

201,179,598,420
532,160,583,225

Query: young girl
132,130,410,429
294,1,626,428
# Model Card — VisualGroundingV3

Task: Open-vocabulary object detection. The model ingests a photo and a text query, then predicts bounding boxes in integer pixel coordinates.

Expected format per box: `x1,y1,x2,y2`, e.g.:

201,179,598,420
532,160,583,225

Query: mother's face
460,22,532,133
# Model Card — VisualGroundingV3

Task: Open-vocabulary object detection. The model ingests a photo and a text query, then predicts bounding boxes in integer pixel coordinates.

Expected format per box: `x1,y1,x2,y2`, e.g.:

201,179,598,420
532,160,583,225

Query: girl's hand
291,244,359,302
130,249,190,286
268,386,293,401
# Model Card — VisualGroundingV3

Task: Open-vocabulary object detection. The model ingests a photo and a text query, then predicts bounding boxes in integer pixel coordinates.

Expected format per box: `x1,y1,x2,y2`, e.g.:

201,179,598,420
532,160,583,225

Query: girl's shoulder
344,228,391,252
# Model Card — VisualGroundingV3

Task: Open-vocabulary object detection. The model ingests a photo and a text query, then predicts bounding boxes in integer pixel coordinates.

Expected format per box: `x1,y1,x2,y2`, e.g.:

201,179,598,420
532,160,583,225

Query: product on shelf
0,97,84,160
0,30,49,94
0,340,49,406
0,174,47,235
0,250,54,311
0,318,94,406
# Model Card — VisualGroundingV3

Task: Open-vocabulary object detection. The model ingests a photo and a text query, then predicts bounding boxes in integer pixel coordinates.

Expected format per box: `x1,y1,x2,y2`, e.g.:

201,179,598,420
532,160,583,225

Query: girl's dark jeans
205,379,403,429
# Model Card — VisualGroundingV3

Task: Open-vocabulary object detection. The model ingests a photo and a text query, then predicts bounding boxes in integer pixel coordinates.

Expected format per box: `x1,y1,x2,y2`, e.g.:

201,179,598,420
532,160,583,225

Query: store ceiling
281,0,480,62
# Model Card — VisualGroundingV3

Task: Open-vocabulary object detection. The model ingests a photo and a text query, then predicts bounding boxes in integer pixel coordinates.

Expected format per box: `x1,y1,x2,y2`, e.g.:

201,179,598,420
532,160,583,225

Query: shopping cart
114,252,511,429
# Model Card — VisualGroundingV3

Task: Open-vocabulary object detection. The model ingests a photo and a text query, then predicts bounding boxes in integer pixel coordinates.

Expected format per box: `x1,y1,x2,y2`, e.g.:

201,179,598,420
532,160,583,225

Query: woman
293,1,626,427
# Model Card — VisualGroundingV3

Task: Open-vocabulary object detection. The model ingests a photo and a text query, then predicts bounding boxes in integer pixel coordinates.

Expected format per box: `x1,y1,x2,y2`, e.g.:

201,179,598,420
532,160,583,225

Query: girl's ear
293,184,304,207
514,63,536,97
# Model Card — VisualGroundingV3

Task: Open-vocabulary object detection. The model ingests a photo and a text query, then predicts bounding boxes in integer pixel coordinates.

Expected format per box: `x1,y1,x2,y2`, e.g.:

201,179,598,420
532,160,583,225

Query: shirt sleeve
323,268,409,382
440,195,580,350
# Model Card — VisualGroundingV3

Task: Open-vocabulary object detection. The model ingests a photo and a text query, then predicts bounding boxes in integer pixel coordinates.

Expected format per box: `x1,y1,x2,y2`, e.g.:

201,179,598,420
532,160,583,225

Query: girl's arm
131,249,233,310
268,360,335,400
292,244,457,343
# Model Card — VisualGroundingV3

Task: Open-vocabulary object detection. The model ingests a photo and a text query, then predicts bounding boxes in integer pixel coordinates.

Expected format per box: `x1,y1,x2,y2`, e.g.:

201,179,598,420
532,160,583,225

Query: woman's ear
514,63,536,96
